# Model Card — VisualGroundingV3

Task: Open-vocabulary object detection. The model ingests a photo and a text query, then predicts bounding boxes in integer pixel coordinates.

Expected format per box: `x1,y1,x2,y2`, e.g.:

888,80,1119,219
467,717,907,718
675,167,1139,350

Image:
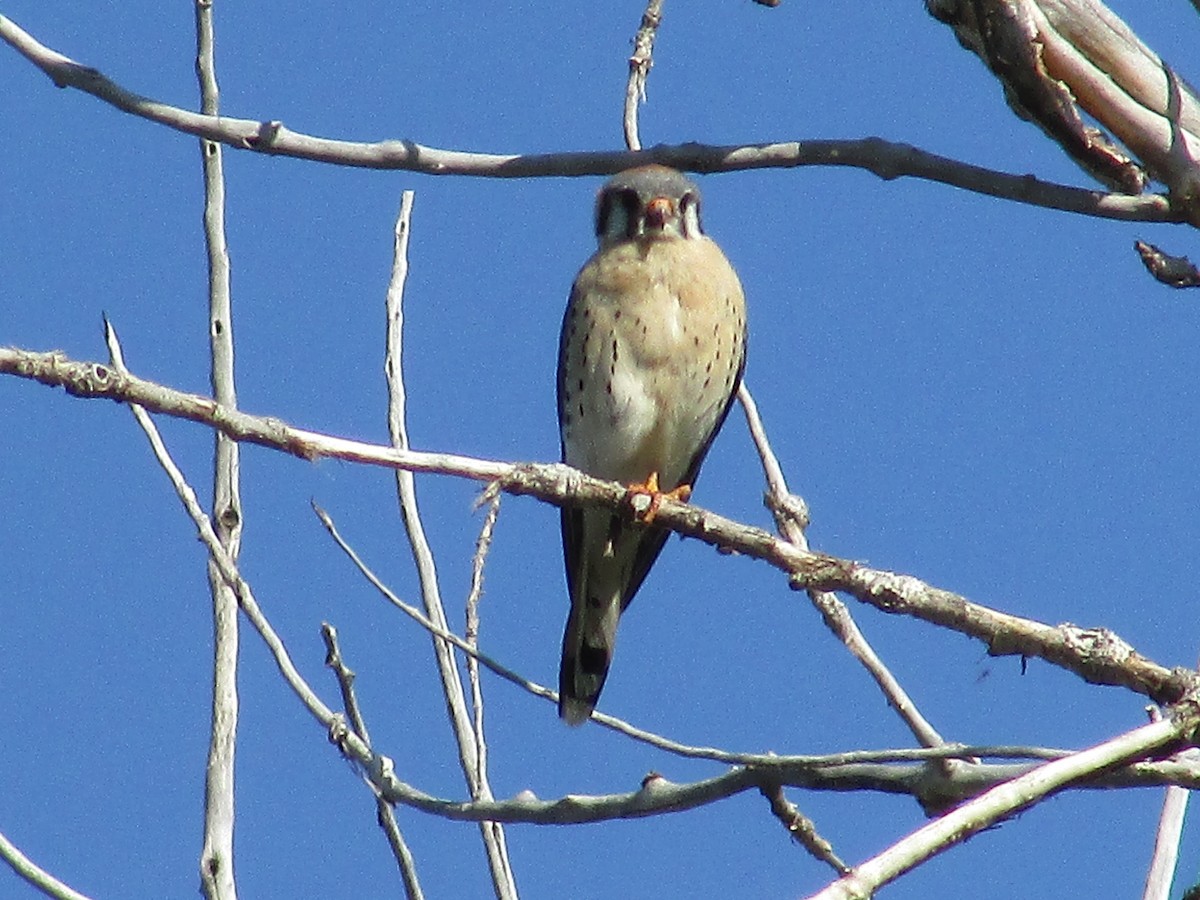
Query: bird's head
594,165,704,248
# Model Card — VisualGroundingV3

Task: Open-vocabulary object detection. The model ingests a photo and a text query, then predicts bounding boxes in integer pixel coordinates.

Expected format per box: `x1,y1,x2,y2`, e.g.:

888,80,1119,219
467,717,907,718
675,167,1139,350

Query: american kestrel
556,165,747,725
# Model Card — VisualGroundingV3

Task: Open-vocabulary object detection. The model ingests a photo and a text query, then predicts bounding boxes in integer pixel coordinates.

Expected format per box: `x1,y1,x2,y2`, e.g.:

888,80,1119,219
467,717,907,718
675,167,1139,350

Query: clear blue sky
4,2,1200,898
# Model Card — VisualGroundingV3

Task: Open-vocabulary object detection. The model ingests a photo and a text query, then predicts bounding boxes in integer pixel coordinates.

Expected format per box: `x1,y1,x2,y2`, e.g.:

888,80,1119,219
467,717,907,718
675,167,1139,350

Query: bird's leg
625,471,692,524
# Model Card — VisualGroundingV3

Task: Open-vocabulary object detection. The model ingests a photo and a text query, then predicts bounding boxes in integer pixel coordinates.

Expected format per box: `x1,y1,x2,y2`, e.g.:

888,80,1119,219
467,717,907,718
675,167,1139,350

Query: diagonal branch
311,497,1200,806
812,715,1196,899
0,828,93,900
40,333,1200,838
465,492,503,792
0,14,1180,224
739,384,950,754
760,783,849,874
2,345,1194,711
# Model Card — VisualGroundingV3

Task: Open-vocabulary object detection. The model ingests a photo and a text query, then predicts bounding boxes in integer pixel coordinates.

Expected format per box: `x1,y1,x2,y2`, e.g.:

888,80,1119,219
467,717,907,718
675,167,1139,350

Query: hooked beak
644,196,674,230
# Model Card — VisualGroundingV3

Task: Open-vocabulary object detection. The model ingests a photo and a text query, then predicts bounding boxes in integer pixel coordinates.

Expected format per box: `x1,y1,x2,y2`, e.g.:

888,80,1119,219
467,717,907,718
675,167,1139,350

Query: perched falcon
556,165,747,725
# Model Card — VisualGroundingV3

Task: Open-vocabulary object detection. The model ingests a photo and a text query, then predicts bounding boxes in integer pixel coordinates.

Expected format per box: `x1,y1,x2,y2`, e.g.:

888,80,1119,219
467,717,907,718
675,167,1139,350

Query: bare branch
624,0,664,151
1143,780,1191,900
309,498,1200,806
321,624,372,745
0,14,1180,223
0,828,93,900
760,784,850,874
321,624,425,900
1143,701,1197,900
813,716,1196,899
466,491,503,791
367,724,1200,825
3,344,1194,710
193,3,241,897
739,384,950,754
929,1,1200,220
99,328,374,773
382,193,518,898
929,0,1146,191
313,501,557,706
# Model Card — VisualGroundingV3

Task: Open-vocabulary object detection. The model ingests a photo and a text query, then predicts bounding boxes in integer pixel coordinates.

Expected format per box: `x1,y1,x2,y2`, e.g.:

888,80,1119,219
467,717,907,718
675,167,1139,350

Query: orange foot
625,472,693,523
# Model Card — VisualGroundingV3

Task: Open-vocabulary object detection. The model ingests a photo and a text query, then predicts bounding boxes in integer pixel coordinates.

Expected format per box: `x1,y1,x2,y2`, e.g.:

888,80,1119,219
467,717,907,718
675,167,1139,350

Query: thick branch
2,345,1194,709
929,0,1200,220
0,14,1179,223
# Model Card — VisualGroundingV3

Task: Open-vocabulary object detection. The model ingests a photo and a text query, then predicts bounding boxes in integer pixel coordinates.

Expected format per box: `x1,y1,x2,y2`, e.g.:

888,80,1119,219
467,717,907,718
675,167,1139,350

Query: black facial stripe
620,189,640,238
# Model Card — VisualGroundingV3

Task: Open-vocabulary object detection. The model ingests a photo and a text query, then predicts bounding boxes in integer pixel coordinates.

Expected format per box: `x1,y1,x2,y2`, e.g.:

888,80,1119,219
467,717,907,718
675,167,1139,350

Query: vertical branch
1142,780,1189,900
194,3,241,899
624,0,664,151
1143,696,1198,900
383,194,518,899
465,491,502,791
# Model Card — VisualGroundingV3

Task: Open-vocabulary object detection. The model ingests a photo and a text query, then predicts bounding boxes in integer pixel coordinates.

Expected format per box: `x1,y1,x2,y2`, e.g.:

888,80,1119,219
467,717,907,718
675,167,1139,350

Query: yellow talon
626,472,692,523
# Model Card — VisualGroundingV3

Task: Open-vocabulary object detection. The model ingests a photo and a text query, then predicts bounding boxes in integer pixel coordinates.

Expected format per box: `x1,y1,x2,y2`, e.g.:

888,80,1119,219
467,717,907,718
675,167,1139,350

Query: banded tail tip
558,695,595,726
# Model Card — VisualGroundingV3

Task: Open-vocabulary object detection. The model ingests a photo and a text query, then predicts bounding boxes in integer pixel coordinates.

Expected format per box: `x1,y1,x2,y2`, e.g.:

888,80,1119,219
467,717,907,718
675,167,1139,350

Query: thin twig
738,383,949,753
0,828,93,900
466,489,502,791
321,624,425,900
760,783,849,874
382,193,517,898
624,0,664,151
314,501,554,703
321,623,372,743
0,14,1181,223
102,323,372,779
368,720,1200,825
193,3,241,898
4,344,1194,710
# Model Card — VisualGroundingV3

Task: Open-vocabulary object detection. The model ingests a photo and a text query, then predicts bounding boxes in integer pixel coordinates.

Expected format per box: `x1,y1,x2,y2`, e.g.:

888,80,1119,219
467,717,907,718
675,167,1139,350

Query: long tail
558,507,670,725
558,576,622,725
